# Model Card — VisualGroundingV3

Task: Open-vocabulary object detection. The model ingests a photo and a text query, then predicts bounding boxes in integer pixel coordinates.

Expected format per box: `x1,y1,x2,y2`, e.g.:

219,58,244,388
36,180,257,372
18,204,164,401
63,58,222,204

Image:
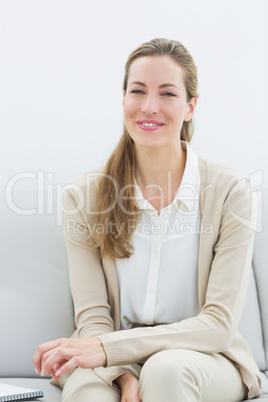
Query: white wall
1,0,268,194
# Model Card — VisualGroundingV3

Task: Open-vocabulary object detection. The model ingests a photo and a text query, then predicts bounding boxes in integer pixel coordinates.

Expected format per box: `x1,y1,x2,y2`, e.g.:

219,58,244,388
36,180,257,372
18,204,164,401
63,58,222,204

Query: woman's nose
140,94,160,115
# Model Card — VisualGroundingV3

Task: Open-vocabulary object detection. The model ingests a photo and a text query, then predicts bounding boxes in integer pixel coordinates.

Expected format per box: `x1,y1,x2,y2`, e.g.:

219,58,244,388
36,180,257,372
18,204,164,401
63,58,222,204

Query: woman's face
123,55,197,150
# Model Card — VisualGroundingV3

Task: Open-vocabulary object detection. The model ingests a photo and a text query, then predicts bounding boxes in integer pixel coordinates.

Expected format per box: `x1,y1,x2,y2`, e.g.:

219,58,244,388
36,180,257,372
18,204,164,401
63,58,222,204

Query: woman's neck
135,143,186,186
134,143,186,211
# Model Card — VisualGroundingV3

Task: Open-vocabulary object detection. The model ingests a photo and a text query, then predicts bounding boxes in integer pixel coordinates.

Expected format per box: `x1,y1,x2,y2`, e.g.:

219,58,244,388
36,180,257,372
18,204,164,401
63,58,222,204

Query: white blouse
115,142,201,330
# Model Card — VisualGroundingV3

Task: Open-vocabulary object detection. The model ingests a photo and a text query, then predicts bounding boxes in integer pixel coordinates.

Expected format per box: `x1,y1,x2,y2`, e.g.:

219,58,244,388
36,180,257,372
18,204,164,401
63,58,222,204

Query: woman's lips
136,120,164,131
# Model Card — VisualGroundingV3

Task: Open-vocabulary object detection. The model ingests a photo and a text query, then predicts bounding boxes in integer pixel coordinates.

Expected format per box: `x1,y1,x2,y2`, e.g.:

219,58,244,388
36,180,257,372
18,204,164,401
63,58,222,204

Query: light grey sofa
1,188,268,401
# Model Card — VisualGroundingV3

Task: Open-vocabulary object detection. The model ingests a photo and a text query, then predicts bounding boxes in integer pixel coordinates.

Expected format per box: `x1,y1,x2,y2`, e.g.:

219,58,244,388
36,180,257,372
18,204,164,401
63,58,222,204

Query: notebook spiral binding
0,389,44,401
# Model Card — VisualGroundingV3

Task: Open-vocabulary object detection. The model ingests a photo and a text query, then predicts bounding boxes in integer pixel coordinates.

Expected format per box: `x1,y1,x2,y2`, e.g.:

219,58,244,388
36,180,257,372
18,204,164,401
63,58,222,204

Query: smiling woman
33,38,261,402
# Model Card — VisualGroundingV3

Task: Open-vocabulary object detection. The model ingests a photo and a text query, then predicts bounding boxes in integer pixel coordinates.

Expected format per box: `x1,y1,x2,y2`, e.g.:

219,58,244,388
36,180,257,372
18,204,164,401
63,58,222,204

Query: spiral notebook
0,382,44,401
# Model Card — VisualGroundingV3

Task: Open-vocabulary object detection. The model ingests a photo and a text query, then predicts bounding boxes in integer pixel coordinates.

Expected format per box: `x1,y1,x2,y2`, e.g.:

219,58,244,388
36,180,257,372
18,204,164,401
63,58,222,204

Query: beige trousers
61,350,248,402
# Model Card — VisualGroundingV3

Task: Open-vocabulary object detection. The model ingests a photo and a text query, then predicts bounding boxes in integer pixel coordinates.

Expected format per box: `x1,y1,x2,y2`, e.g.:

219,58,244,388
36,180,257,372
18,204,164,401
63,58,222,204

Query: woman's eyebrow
129,81,146,87
129,81,179,90
159,83,178,89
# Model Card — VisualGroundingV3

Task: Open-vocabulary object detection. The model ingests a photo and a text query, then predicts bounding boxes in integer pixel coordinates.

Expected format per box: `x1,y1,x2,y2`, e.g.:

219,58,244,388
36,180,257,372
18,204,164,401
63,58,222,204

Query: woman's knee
141,349,199,379
62,368,120,402
139,349,200,400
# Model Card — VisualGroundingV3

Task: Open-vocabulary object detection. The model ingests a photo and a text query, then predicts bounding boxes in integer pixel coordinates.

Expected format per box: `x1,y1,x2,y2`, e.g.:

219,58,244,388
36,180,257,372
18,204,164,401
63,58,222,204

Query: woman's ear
122,89,126,106
184,97,197,122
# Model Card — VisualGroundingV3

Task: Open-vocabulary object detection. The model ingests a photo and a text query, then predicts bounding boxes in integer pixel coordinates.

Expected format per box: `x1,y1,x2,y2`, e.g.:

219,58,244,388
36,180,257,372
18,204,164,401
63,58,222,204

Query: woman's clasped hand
32,337,107,380
115,373,141,402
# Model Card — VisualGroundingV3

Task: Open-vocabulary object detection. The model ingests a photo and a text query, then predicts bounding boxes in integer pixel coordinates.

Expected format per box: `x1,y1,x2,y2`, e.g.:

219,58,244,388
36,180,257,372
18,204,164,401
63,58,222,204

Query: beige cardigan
62,156,262,400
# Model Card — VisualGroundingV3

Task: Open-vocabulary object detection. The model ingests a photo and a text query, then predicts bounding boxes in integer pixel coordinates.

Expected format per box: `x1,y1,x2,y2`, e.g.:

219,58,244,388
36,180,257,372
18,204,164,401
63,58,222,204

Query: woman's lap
139,349,248,402
60,349,248,402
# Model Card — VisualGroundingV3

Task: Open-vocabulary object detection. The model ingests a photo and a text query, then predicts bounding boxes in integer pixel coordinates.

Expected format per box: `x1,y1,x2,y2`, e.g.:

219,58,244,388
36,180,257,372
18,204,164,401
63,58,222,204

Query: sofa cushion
0,191,75,377
245,372,268,401
253,189,268,371
238,265,266,371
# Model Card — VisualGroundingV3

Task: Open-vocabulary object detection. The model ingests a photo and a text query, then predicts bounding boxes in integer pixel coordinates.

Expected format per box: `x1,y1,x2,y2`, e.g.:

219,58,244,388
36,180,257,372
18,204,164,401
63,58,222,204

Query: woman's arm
62,178,114,338
34,175,142,387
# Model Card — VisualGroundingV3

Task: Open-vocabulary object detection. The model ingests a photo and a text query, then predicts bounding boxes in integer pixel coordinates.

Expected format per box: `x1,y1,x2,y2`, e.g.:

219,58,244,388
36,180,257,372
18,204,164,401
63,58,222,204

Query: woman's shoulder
62,167,106,213
67,166,106,191
197,155,248,187
197,156,255,216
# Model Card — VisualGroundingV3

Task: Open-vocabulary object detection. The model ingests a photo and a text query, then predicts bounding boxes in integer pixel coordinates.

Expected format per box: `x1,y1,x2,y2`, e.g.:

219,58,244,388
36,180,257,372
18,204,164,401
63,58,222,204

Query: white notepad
0,382,44,401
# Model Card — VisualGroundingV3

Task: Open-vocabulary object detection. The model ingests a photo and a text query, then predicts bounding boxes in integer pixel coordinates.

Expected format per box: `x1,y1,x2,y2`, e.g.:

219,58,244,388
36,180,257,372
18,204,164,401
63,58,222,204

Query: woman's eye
162,92,176,97
130,89,144,94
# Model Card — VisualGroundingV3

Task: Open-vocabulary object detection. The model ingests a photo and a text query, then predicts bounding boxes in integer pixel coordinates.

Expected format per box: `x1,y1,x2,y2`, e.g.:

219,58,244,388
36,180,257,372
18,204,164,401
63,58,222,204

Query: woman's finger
52,363,61,373
40,348,57,375
33,338,66,373
41,347,77,376
54,356,80,377
52,362,66,380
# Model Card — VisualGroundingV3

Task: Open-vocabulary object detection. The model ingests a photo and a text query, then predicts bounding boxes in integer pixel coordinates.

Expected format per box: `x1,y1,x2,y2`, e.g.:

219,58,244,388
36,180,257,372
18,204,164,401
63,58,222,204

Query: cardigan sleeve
98,177,258,367
62,179,142,387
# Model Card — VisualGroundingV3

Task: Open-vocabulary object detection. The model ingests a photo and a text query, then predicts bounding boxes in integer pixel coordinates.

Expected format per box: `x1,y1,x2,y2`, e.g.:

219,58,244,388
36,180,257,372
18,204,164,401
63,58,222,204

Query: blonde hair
90,38,199,259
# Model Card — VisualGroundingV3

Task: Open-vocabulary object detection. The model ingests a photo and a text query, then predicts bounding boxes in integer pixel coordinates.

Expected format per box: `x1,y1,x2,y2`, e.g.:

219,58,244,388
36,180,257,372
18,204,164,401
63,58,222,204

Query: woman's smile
137,119,165,131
